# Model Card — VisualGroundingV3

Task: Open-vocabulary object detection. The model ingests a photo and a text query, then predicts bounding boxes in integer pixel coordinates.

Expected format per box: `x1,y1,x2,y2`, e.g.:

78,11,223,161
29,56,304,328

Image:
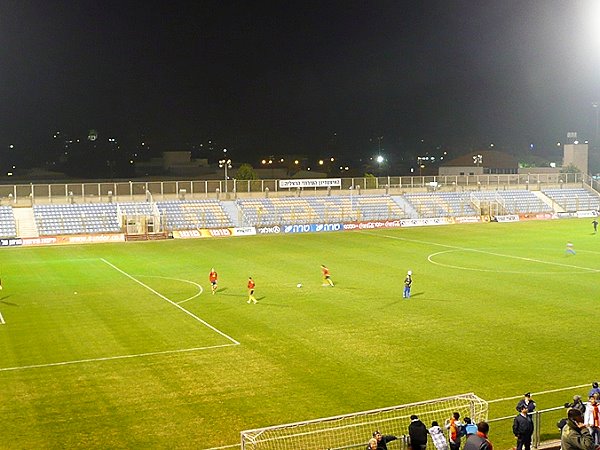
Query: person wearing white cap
403,270,412,299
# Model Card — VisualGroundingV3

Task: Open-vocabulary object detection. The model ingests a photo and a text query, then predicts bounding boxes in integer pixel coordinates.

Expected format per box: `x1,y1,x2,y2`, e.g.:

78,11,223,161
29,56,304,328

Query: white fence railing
0,172,595,206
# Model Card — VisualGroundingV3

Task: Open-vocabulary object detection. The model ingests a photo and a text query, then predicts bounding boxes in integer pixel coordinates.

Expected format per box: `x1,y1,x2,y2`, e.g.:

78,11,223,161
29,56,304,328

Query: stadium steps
220,201,241,227
532,191,563,212
391,196,419,219
13,207,39,238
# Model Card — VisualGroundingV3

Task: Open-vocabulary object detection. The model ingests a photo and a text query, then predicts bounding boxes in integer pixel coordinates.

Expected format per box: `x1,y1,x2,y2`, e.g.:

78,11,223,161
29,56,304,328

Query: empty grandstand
6,186,600,237
33,203,120,236
403,192,479,218
542,188,600,212
156,199,233,230
236,195,407,226
0,206,17,238
470,190,553,215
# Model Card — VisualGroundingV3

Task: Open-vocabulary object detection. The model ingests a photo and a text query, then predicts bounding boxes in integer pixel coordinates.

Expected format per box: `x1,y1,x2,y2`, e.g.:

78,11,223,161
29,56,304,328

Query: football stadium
0,174,599,449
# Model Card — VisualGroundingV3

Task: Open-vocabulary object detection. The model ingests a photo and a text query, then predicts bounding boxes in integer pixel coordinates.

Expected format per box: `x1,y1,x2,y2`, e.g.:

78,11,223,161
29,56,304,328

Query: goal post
241,393,488,450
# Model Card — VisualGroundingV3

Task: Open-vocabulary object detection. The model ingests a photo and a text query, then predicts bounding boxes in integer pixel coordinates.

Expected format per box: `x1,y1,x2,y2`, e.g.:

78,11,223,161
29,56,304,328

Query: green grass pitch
0,218,598,449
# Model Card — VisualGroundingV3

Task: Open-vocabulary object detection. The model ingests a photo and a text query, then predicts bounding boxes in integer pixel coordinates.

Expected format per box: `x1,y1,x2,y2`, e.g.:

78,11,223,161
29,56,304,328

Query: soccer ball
297,283,302,288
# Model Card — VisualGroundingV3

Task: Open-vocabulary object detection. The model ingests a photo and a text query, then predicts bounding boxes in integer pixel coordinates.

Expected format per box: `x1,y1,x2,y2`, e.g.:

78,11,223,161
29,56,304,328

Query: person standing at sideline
562,408,595,450
429,421,449,450
445,412,462,450
513,404,534,450
566,396,587,415
403,270,412,299
588,382,600,399
209,268,218,295
408,415,428,450
247,277,257,304
516,393,536,413
592,219,598,234
371,430,397,450
463,417,478,435
321,265,334,287
463,422,493,450
366,438,378,450
584,395,600,445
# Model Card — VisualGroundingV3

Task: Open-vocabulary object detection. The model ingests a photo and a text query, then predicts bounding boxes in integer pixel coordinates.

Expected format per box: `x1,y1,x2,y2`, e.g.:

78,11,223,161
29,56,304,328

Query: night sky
1,0,599,166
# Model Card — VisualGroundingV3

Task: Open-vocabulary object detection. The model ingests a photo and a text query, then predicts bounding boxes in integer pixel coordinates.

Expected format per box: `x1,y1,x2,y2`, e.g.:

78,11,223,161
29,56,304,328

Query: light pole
219,158,232,193
349,186,354,220
376,154,385,176
593,102,599,147
417,156,425,177
473,154,483,167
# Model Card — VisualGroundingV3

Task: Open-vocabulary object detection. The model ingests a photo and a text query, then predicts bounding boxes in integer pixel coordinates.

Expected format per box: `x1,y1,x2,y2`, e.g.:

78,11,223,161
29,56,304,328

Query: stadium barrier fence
0,172,592,206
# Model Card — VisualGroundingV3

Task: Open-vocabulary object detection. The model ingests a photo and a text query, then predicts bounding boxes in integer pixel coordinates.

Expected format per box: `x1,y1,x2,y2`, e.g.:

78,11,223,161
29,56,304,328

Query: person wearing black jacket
516,392,536,413
408,415,428,450
513,405,534,450
372,430,398,450
565,395,587,415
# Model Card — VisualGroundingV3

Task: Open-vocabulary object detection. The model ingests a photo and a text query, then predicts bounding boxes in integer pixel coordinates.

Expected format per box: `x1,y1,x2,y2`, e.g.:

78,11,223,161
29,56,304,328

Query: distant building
438,150,518,176
134,151,211,177
563,143,588,173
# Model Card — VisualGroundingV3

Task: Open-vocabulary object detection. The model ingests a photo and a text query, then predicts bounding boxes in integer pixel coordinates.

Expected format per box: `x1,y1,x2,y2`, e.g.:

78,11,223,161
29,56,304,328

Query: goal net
241,393,488,450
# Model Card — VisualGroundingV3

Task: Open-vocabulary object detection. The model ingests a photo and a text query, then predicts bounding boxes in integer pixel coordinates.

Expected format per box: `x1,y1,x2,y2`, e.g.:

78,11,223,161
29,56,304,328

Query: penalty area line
360,231,600,273
101,258,240,345
0,312,4,324
0,343,238,373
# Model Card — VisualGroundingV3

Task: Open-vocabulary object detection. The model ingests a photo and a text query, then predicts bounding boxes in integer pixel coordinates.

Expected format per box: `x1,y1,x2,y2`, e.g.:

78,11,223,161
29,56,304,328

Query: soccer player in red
321,264,334,287
247,277,257,304
209,268,218,295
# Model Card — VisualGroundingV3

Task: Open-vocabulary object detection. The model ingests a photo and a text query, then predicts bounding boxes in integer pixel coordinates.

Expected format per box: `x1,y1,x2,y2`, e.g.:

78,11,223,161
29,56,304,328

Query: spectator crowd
365,382,600,450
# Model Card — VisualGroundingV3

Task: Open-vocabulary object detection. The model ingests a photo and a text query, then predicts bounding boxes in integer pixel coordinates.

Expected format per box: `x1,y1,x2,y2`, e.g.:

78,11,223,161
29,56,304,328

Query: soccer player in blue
566,242,576,255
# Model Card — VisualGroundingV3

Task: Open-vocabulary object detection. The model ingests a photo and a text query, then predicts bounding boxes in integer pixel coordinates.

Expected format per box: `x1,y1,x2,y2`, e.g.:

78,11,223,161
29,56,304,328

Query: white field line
360,231,600,273
0,343,237,373
0,312,5,324
487,383,590,403
101,258,239,345
203,445,241,450
134,275,204,304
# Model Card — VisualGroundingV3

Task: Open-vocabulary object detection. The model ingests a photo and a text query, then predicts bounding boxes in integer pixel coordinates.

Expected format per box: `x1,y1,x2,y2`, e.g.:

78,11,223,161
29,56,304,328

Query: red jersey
209,271,218,282
247,279,255,290
322,267,330,277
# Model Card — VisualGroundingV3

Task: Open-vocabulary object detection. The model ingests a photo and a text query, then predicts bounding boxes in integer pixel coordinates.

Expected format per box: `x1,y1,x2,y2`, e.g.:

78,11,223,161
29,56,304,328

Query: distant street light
473,154,483,167
219,158,232,193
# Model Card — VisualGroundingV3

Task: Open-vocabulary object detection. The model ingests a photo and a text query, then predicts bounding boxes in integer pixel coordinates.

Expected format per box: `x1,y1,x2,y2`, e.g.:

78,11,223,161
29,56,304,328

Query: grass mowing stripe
2,220,598,448
101,258,240,345
0,342,238,372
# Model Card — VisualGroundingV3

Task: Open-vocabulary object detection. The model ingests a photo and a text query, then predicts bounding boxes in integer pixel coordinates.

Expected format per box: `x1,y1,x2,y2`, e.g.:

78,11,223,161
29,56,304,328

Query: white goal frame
241,393,488,450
